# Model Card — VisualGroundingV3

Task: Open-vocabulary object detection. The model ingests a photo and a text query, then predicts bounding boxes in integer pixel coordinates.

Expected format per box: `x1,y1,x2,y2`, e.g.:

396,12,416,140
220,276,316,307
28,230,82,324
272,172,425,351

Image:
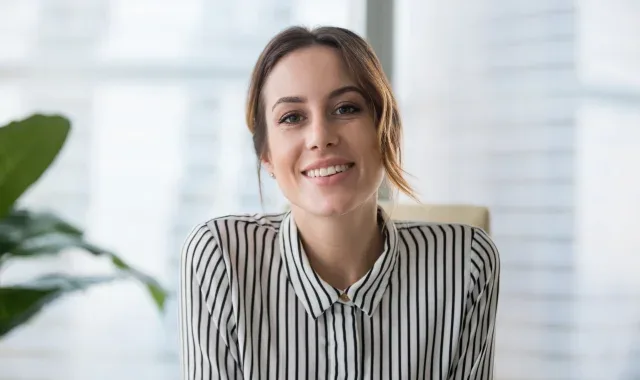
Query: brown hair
246,25,417,202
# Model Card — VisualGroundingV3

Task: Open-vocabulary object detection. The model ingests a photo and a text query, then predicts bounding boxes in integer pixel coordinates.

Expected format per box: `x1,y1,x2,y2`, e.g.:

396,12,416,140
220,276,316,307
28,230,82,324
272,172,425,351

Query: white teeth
305,164,351,178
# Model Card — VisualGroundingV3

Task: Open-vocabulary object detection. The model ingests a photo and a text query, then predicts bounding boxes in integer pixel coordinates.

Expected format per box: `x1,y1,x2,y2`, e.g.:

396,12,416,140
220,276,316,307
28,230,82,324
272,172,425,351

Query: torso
180,209,499,380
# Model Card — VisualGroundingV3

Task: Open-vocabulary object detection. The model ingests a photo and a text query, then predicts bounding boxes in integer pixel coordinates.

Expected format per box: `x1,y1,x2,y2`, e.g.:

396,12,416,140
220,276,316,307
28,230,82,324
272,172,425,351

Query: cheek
267,132,301,173
365,123,382,159
352,122,381,158
360,133,384,171
367,133,380,154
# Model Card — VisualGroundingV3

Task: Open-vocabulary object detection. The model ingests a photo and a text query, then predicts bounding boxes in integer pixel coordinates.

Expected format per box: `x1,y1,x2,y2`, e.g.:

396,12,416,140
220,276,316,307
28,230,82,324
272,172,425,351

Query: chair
378,201,491,235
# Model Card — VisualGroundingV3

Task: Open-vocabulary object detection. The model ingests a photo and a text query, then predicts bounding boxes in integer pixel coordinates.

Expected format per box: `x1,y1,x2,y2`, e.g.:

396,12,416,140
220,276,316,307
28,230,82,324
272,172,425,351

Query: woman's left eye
335,105,359,115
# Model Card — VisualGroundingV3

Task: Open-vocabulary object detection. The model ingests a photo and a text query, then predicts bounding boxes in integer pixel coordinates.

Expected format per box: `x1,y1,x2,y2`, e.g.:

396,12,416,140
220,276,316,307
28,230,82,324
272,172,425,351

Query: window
0,1,365,379
394,0,640,378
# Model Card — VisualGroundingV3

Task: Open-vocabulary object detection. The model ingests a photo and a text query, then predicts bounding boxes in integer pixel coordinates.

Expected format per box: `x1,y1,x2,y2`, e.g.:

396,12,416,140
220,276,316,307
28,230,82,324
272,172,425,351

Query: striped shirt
179,206,500,380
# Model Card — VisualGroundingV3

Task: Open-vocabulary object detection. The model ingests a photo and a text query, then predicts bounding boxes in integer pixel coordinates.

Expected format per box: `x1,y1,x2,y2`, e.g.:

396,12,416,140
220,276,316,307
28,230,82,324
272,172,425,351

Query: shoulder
180,212,286,275
394,220,478,247
200,212,284,251
394,220,500,278
469,226,500,284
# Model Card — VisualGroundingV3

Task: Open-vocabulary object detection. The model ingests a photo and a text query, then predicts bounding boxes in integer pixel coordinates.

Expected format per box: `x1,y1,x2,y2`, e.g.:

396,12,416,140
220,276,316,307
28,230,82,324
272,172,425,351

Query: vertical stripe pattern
179,208,500,379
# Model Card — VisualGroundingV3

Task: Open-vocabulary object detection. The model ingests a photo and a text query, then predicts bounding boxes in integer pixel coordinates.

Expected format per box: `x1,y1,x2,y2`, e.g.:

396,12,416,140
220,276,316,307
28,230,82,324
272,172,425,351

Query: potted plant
0,114,166,338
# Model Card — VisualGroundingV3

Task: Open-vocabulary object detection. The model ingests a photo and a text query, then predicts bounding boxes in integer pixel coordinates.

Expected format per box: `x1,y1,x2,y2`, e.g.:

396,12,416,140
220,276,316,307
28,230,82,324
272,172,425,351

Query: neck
290,196,384,290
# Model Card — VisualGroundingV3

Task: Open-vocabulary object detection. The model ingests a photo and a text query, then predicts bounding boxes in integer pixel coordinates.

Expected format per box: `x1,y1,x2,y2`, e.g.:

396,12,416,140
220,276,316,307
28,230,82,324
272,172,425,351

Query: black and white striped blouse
179,207,500,380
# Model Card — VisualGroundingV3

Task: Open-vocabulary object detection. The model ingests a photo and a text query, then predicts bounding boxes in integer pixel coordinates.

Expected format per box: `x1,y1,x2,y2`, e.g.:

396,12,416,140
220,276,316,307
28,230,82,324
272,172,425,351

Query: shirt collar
278,206,400,319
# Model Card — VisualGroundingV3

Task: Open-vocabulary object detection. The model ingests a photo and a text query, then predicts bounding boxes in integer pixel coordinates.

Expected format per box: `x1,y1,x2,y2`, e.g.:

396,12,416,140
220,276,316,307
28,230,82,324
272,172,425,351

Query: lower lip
303,166,354,186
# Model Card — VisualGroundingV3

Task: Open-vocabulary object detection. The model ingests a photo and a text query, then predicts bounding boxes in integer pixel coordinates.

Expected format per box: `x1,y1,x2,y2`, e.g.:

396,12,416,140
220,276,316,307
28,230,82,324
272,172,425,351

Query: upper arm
450,227,501,380
179,222,241,380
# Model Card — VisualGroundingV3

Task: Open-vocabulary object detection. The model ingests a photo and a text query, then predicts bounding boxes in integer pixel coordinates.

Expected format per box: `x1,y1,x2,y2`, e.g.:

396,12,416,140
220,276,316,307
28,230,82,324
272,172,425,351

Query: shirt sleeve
179,222,242,380
449,227,501,380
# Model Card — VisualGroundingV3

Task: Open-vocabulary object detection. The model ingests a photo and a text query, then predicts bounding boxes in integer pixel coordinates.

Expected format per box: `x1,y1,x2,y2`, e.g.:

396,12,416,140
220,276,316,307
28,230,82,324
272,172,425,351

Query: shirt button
339,293,350,302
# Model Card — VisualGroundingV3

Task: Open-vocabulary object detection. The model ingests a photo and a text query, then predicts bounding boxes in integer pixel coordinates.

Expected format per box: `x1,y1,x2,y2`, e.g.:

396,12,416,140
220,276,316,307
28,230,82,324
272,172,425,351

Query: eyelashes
279,113,304,124
334,104,360,115
277,104,361,126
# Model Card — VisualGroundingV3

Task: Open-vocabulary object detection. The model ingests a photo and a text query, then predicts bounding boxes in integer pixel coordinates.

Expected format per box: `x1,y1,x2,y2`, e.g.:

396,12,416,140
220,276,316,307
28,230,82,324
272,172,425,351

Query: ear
261,155,274,175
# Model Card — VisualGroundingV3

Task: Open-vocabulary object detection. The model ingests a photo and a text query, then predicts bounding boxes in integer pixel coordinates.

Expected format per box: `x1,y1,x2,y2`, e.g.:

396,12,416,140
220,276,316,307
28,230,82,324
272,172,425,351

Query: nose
306,114,339,150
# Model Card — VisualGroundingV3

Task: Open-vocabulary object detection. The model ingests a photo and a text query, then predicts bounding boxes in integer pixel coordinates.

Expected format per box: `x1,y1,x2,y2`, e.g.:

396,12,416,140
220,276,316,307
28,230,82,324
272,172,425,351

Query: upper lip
301,158,354,173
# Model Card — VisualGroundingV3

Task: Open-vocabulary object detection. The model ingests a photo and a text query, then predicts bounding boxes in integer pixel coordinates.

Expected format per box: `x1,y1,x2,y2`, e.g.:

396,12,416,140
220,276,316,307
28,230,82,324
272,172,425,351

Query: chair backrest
378,202,491,235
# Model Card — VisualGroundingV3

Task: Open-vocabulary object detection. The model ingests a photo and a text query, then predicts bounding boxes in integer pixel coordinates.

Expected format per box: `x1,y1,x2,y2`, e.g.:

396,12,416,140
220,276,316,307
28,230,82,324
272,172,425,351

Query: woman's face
261,45,384,216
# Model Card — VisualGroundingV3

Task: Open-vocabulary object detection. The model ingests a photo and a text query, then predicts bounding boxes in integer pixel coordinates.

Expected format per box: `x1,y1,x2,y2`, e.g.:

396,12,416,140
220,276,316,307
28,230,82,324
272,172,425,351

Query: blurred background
0,0,639,379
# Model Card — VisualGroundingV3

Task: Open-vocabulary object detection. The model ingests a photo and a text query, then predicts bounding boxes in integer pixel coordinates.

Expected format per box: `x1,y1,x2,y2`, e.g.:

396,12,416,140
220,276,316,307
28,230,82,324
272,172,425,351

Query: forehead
262,45,355,102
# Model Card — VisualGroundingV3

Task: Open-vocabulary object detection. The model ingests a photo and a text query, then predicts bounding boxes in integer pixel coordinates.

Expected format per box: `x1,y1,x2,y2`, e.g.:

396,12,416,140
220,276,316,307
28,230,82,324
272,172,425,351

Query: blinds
0,1,269,378
395,0,640,378
0,1,369,379
573,1,640,378
2,0,638,379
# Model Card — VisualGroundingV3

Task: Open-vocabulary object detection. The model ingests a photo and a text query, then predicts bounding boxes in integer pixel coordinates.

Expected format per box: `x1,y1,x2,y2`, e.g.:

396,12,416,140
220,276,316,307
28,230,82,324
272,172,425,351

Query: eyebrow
271,85,365,111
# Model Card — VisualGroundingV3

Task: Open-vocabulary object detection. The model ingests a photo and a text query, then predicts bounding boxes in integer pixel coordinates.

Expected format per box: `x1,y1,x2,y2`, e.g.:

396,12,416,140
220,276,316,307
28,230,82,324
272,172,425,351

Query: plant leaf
3,241,167,312
0,114,71,218
0,274,117,338
0,208,167,311
108,254,167,311
0,209,83,261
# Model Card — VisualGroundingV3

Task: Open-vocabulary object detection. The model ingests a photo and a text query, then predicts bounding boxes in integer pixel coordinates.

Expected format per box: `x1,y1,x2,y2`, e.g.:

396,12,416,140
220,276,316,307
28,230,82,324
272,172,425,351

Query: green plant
0,114,167,338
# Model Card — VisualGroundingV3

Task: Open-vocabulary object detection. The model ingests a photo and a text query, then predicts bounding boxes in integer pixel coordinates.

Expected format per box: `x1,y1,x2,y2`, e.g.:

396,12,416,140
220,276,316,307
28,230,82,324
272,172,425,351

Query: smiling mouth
303,163,355,178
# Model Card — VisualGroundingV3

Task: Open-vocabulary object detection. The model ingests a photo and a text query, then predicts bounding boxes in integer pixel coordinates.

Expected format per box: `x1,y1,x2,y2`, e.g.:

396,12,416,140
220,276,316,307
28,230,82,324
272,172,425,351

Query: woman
179,26,500,380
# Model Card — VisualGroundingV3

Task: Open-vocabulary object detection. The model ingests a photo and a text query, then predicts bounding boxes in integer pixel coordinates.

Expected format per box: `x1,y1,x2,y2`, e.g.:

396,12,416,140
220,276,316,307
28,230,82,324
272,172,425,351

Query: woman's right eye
280,113,303,124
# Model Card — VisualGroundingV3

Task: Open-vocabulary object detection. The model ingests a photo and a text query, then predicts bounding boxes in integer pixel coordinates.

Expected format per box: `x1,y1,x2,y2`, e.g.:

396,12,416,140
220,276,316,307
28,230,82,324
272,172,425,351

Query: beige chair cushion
379,202,491,235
